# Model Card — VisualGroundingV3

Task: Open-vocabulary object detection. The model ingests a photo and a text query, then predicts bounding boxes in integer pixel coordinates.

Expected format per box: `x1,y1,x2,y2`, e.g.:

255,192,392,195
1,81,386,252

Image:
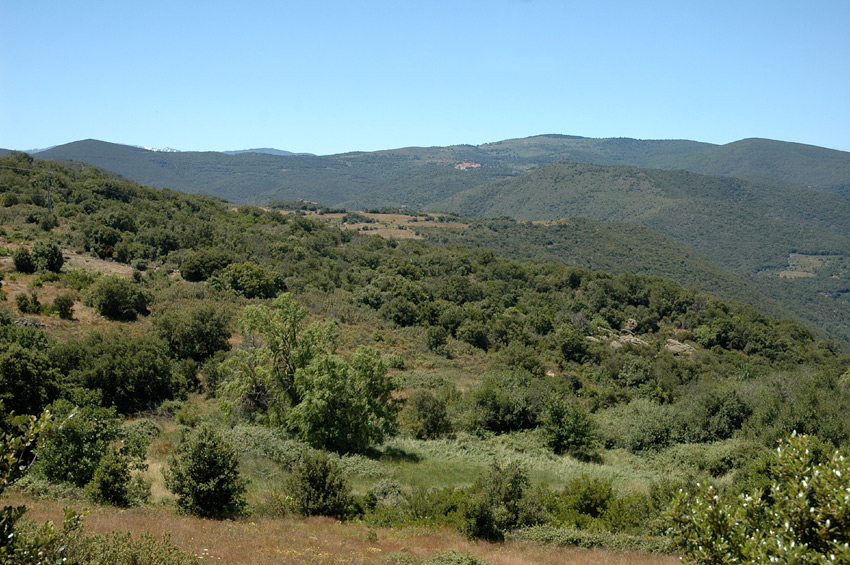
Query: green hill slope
420,216,789,320
432,163,850,343
34,135,850,207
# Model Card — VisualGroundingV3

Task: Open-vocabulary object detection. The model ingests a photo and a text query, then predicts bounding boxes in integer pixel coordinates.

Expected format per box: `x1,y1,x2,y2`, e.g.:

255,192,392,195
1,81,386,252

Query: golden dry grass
5,494,679,565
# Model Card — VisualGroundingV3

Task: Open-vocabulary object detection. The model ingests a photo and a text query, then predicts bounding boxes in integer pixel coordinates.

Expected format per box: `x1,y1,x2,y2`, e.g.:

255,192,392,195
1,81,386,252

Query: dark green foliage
557,475,614,520
553,323,588,365
542,396,598,461
64,331,183,413
0,342,58,417
15,291,42,315
180,248,234,281
460,462,543,541
164,423,246,519
52,293,75,320
208,261,284,299
398,389,453,440
286,450,352,519
12,247,35,274
36,399,120,488
84,275,151,320
465,373,540,434
152,302,231,362
31,240,63,273
425,325,448,353
86,445,132,506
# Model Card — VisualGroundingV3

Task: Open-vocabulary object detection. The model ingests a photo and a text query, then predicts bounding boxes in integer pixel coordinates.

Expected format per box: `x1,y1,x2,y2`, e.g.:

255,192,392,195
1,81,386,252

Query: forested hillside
433,163,850,344
2,152,849,562
34,134,850,208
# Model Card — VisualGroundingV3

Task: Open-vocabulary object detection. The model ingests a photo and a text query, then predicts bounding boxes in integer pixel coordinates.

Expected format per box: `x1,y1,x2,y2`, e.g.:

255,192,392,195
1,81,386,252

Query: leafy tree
542,396,598,461
670,433,850,563
84,275,151,320
0,343,58,417
208,261,284,299
68,331,183,413
287,347,397,453
286,450,352,519
218,294,336,424
152,302,232,363
164,423,246,519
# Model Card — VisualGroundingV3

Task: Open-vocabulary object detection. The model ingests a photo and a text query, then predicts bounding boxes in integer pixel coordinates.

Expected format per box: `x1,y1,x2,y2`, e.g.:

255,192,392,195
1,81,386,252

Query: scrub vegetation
1,152,849,563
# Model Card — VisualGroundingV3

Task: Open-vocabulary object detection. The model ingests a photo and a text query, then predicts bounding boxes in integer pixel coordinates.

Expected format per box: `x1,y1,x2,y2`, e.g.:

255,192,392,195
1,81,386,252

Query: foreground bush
670,433,850,563
286,450,352,519
164,423,246,519
460,462,544,541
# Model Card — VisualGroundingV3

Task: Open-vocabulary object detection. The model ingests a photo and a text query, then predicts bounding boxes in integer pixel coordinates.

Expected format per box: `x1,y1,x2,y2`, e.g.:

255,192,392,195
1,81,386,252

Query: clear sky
2,0,848,155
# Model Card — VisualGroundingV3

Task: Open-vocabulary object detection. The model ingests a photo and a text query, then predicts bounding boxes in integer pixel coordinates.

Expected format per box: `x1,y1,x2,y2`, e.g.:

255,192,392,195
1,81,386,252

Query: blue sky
2,0,848,155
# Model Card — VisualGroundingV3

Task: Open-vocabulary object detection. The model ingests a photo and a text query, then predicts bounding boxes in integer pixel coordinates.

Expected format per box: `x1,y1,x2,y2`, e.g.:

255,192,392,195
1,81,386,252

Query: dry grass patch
5,494,676,564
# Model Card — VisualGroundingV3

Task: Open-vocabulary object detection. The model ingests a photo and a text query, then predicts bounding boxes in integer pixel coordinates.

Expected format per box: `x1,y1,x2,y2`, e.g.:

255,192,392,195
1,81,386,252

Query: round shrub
84,275,151,320
52,293,75,320
542,396,598,461
87,446,132,506
13,247,35,274
286,450,352,519
164,423,246,519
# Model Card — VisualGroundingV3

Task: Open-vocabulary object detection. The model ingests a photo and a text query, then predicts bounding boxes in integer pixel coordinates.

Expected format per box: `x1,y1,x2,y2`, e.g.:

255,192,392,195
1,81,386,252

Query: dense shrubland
1,152,849,559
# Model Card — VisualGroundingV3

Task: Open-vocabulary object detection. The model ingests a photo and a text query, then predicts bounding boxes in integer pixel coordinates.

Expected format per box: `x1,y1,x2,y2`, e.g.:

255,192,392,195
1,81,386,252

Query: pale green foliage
670,433,850,563
217,293,336,425
287,347,398,453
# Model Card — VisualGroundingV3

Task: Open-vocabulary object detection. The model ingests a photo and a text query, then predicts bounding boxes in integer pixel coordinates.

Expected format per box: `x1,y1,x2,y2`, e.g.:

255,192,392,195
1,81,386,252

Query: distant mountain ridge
32,134,850,206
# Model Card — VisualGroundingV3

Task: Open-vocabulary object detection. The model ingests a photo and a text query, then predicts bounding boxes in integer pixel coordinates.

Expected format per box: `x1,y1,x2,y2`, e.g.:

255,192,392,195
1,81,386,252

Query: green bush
36,400,121,488
670,433,850,563
398,389,453,440
542,396,598,461
287,347,397,453
208,261,284,299
31,240,63,273
16,291,42,315
67,331,183,413
164,423,246,519
12,247,35,274
84,276,151,320
179,248,234,282
286,450,352,519
52,293,75,320
152,302,231,362
460,462,544,541
86,445,132,506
